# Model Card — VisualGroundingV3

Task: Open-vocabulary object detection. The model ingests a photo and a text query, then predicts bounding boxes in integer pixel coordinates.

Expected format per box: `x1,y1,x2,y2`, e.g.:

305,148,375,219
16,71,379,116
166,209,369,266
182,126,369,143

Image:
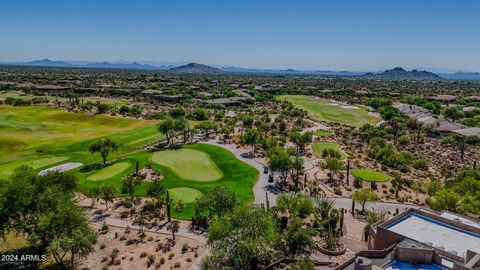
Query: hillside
365,67,444,80
169,62,225,74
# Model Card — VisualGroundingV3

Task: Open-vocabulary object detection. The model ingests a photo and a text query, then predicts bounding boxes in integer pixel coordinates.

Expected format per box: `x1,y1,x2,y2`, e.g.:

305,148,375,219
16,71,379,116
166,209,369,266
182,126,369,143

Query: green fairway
312,142,345,159
87,162,131,181
351,169,391,182
168,187,202,204
0,105,161,178
312,130,333,137
151,148,223,181
277,95,379,127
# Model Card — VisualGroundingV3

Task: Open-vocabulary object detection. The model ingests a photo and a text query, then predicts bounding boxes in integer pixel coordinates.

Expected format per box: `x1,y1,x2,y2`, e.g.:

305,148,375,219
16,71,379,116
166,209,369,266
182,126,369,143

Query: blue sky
1,0,479,71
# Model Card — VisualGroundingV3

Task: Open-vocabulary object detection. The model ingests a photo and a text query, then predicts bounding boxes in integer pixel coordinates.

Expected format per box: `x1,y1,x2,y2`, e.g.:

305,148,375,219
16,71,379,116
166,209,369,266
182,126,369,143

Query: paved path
204,141,279,206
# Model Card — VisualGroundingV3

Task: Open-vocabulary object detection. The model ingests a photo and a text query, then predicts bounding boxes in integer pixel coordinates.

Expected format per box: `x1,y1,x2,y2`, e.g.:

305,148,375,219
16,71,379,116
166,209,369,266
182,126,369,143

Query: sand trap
326,103,340,106
341,105,359,109
39,162,83,176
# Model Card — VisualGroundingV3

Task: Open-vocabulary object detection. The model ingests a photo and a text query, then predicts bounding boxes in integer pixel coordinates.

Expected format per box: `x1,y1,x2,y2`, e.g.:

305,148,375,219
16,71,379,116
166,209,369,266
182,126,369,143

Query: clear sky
1,0,479,71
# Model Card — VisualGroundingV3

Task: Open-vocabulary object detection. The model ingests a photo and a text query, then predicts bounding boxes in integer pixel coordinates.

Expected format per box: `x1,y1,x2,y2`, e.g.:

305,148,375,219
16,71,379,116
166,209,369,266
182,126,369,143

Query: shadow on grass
80,163,110,173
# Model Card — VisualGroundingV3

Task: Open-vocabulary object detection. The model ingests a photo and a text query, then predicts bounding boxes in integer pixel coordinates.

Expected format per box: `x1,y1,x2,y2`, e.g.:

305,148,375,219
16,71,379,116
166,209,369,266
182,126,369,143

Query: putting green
151,149,223,181
351,169,391,182
87,162,131,181
312,130,333,137
168,187,202,204
277,95,379,127
312,142,345,159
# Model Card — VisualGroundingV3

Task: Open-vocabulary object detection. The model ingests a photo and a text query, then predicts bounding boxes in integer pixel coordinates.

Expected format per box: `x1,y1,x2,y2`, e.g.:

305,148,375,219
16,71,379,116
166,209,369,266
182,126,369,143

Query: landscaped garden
351,168,391,182
277,95,379,127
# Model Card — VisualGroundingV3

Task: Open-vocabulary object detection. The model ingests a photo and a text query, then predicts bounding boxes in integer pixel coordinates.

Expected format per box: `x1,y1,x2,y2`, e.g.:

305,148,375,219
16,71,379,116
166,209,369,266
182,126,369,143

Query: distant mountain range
1,59,174,70
364,67,444,80
2,59,480,80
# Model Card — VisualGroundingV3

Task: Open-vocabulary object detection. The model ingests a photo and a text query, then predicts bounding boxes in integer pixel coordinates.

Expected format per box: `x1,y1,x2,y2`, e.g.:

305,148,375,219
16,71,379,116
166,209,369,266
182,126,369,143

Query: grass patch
351,169,391,182
277,95,379,127
0,232,28,252
87,162,131,181
312,130,333,137
312,142,345,158
151,148,223,181
168,187,202,204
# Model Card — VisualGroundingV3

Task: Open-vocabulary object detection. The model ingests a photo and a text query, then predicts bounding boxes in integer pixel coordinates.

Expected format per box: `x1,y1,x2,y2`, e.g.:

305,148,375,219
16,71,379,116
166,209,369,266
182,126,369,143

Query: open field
151,148,223,181
351,168,391,182
0,90,128,105
0,105,160,178
312,142,345,158
277,95,379,127
76,143,259,219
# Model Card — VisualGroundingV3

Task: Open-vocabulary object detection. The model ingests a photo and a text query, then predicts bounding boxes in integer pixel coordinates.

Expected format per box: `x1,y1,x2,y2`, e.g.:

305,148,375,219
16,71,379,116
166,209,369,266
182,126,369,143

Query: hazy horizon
1,0,480,72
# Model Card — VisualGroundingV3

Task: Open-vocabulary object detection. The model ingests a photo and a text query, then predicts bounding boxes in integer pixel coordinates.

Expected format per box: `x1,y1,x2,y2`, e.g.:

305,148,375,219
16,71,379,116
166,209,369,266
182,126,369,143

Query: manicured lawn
312,142,345,159
87,162,131,181
351,169,391,182
312,130,333,137
151,148,223,181
277,95,379,127
168,187,202,204
0,105,161,178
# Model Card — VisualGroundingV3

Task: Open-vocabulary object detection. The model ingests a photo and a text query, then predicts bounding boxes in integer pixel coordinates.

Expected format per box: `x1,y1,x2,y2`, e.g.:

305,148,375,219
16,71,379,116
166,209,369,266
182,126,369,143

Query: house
337,208,480,270
206,96,248,106
428,95,457,103
154,94,184,102
452,127,480,137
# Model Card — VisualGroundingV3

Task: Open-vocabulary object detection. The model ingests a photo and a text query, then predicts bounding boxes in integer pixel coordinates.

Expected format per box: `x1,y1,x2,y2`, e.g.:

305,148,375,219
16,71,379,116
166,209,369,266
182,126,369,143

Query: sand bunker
39,162,83,176
341,105,359,109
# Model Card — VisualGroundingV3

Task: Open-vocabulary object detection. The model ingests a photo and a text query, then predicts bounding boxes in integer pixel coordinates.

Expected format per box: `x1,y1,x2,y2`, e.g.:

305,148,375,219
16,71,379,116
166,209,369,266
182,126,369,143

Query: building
392,102,468,135
428,95,457,103
206,96,249,106
452,127,480,137
337,208,480,270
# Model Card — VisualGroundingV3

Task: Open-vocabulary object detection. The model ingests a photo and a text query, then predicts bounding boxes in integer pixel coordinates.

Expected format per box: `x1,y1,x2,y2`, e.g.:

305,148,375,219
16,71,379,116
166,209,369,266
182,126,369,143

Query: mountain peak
365,67,444,80
169,62,225,74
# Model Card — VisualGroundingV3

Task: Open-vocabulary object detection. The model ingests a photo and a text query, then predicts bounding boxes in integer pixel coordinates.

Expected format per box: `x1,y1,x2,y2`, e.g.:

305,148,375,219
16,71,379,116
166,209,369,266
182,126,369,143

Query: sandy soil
79,224,204,270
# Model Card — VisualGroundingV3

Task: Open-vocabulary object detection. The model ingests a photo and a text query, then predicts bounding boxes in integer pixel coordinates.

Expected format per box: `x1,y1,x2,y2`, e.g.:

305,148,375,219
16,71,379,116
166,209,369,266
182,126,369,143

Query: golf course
0,105,259,219
277,95,379,127
351,168,391,182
